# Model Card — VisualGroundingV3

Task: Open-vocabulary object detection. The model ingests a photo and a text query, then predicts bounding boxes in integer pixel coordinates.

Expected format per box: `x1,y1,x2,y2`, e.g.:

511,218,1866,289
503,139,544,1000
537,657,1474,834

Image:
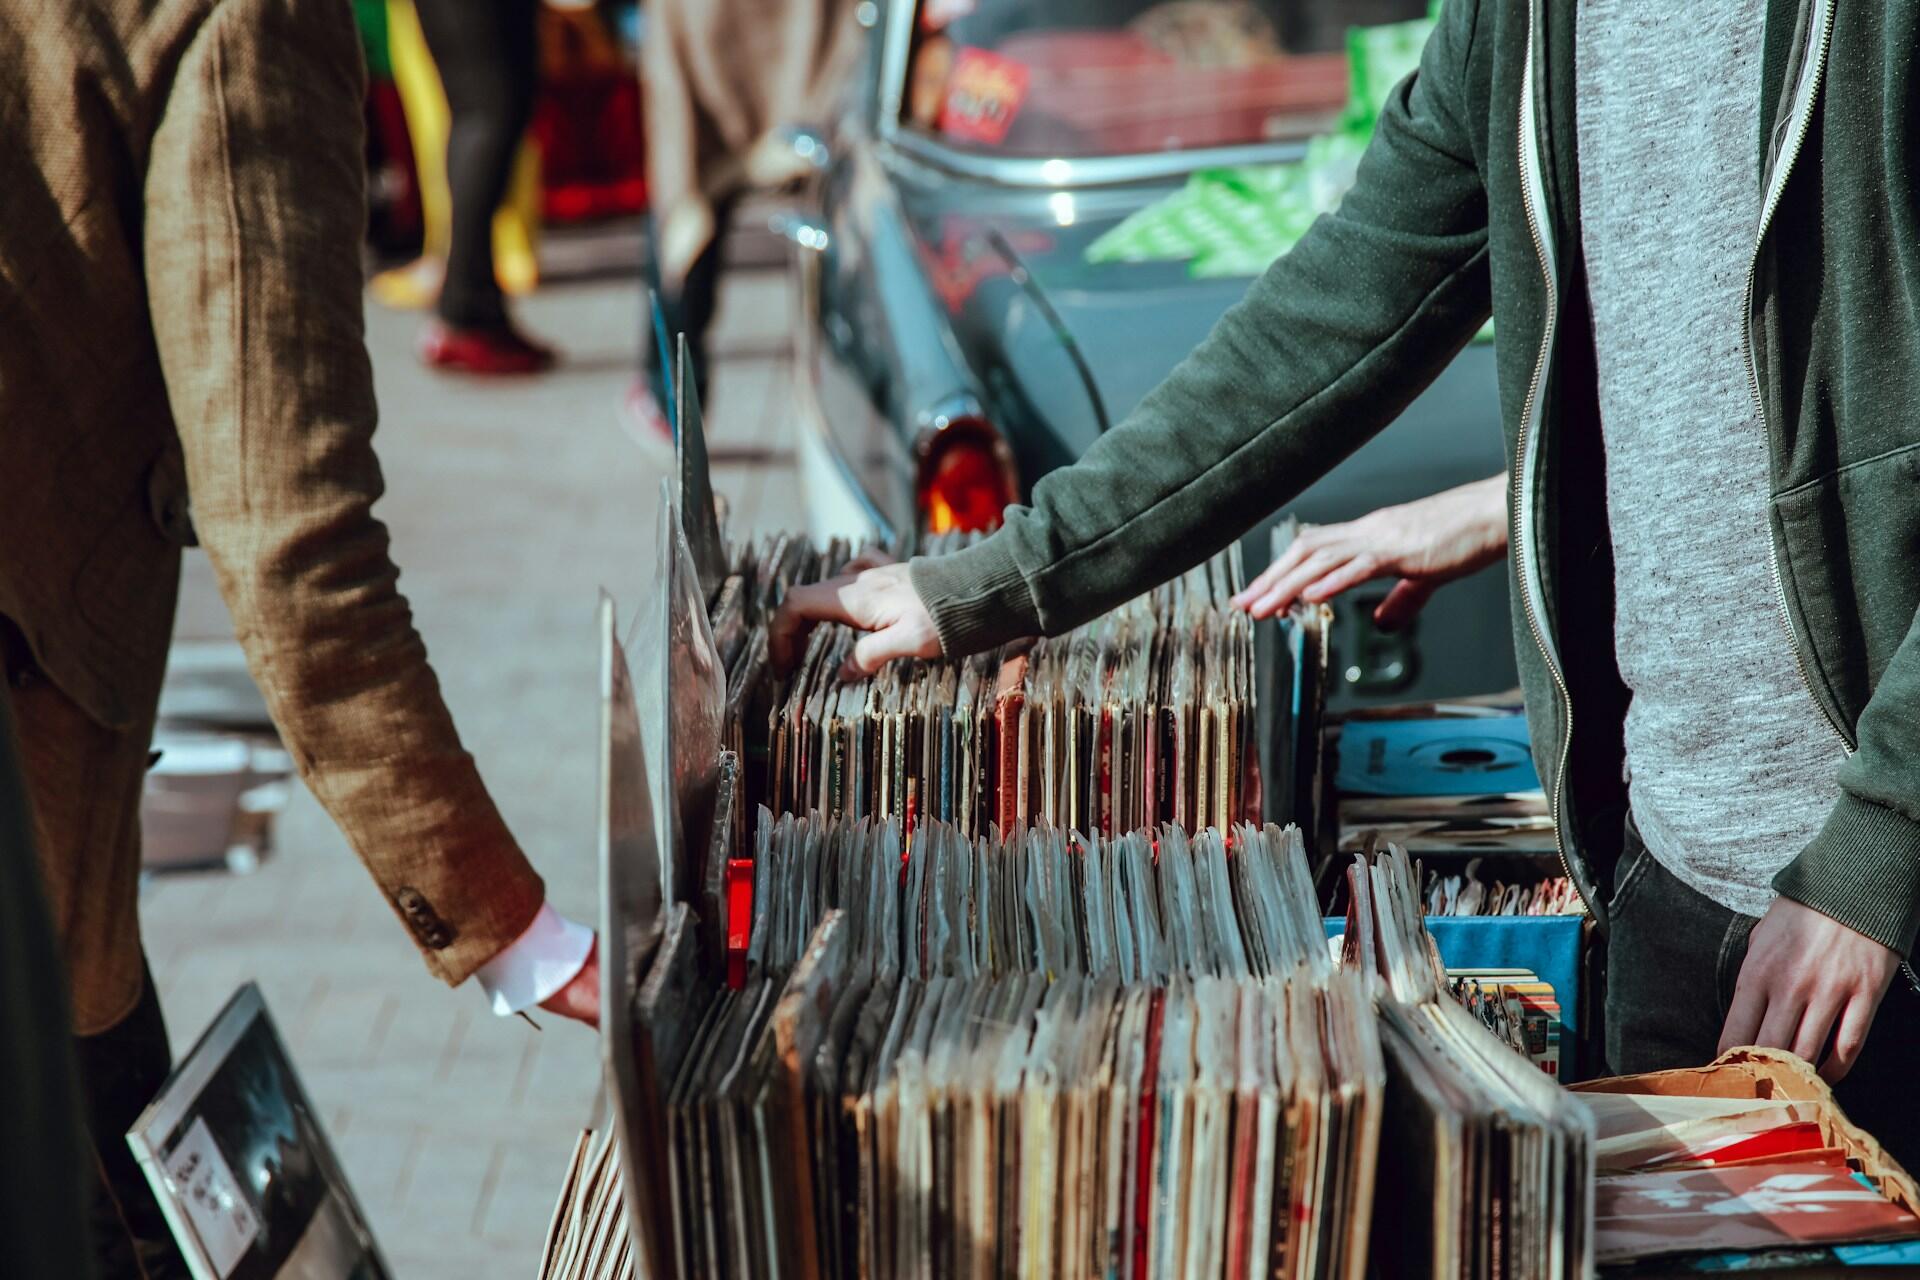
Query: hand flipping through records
771,562,942,680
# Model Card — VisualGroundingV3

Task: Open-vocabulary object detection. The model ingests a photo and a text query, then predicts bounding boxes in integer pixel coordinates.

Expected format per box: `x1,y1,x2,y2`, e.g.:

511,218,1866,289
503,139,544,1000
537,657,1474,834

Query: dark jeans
1606,824,1920,1170
75,965,188,1280
641,195,738,420
413,0,539,330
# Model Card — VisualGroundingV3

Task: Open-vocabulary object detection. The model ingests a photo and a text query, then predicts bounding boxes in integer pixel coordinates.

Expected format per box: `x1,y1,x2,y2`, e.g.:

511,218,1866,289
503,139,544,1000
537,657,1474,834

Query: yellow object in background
369,0,541,310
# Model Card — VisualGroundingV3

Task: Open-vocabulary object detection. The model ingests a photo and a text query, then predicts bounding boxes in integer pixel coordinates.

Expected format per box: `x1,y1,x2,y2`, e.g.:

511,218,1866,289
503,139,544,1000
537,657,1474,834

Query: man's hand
770,563,942,678
538,939,600,1028
1719,897,1899,1082
1232,474,1508,630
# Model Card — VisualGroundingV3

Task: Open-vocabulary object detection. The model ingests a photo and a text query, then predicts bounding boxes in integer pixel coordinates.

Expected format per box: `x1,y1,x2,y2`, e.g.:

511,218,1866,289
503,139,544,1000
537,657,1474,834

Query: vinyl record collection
628,813,1381,1280
602,798,1600,1277
605,404,1589,1273
656,506,1259,987
689,526,1256,849
770,547,1256,839
579,341,1920,1279
540,1128,634,1280
1343,847,1593,1278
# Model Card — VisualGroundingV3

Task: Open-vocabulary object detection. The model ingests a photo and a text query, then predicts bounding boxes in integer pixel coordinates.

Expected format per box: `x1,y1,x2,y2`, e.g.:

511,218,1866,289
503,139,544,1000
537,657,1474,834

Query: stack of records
1332,705,1557,858
1421,860,1579,917
638,466,1260,967
539,1130,633,1280
768,545,1256,840
1324,859,1575,1080
1325,852,1580,923
738,811,1330,988
1447,969,1566,1079
1342,845,1595,1278
618,811,1384,1280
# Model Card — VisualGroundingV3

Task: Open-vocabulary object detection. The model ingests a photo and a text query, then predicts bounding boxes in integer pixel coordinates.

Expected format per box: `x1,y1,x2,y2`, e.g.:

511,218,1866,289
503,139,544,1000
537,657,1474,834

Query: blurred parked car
785,0,1516,708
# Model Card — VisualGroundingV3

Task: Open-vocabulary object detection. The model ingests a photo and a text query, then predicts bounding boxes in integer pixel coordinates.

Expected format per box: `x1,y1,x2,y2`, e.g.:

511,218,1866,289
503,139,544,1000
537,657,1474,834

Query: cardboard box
1574,1047,1920,1216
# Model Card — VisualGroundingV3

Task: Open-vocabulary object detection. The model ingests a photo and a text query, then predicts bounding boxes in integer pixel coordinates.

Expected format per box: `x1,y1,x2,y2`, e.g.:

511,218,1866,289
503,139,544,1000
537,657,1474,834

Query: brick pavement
144,252,805,1278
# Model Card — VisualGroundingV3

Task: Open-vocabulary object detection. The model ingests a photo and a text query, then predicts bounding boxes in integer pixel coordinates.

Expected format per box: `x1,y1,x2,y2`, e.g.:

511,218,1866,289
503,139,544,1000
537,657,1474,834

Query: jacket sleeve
911,0,1493,655
142,0,545,985
1774,621,1920,956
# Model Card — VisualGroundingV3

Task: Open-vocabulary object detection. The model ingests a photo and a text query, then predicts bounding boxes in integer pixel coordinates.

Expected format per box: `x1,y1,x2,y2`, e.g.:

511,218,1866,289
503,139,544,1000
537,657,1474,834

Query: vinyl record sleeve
127,984,390,1280
1595,1164,1920,1263
1334,716,1539,799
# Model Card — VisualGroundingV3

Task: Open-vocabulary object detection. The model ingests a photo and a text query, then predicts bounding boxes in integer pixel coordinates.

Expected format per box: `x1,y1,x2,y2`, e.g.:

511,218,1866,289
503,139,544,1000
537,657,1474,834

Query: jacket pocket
1773,441,1920,722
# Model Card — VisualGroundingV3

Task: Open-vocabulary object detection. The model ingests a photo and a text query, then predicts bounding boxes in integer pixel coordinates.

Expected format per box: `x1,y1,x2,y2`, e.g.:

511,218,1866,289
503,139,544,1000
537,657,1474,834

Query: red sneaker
418,322,557,375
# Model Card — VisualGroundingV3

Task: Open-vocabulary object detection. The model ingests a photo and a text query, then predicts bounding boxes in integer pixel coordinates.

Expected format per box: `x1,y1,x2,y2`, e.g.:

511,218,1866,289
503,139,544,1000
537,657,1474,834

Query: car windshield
905,0,1431,159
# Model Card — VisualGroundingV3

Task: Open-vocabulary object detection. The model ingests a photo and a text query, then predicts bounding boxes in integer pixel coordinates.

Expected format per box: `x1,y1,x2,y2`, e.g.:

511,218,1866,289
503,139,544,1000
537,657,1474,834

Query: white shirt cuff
473,903,594,1017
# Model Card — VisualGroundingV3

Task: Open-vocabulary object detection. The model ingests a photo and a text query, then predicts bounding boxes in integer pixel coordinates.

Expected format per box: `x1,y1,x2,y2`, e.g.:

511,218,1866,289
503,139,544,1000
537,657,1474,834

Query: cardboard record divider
595,592,661,1280
597,327,728,1280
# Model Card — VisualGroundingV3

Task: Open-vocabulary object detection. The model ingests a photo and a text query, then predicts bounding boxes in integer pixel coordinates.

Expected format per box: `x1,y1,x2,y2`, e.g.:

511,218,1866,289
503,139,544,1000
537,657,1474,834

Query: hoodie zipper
1512,1,1582,911
1742,0,1849,759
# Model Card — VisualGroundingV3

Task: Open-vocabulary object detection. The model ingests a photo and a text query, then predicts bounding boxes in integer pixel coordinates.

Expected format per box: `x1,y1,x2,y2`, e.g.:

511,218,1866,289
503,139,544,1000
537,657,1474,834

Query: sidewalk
145,256,803,1278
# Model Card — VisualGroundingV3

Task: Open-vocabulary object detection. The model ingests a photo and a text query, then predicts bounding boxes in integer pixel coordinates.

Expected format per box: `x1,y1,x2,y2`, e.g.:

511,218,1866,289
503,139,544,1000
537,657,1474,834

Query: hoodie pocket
1772,441,1920,722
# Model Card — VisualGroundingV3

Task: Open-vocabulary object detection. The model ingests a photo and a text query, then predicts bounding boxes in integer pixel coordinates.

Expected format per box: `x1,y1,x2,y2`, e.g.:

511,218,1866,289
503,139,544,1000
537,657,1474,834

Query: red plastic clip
725,856,755,990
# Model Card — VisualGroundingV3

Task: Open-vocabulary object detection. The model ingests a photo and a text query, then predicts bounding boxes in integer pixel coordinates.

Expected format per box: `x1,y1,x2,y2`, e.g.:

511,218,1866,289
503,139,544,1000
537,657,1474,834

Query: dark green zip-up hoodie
910,0,1920,956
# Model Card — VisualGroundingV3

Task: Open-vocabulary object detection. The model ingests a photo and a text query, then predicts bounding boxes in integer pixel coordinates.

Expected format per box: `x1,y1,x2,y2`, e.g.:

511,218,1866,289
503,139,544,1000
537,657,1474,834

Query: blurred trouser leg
0,680,98,1278
75,967,187,1280
642,193,739,418
413,0,538,330
1605,820,1920,1169
4,623,183,1278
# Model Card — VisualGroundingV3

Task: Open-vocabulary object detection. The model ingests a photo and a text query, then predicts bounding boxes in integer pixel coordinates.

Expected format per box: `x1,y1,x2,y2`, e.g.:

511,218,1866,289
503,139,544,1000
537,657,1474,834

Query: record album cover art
128,984,389,1280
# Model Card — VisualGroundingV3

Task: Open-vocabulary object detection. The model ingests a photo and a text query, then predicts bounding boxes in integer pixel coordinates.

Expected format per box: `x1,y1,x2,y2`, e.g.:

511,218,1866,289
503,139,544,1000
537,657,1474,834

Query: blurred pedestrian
628,0,862,435
2,2,596,1273
367,0,546,315
412,0,558,373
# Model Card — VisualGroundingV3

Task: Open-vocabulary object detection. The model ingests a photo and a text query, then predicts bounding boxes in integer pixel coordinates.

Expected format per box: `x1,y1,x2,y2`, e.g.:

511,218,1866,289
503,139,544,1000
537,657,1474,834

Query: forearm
198,501,546,982
912,0,1491,654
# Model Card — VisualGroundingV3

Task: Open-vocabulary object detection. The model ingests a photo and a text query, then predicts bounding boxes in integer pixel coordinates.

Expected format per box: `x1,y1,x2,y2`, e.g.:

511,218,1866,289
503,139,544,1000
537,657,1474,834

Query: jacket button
393,887,455,949
10,664,37,691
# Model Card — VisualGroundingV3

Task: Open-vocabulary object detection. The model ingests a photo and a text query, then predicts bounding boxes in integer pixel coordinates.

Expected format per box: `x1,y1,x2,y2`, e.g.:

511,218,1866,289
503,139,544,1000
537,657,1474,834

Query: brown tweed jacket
0,0,544,1031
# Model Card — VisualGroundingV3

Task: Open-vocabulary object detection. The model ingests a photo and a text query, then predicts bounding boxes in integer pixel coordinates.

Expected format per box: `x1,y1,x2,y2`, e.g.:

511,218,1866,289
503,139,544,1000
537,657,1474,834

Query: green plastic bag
1085,2,1489,338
